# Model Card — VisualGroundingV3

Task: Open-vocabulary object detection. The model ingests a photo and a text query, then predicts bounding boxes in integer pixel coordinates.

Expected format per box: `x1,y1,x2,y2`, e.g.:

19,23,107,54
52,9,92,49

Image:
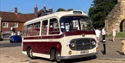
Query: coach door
39,20,48,54
45,18,60,53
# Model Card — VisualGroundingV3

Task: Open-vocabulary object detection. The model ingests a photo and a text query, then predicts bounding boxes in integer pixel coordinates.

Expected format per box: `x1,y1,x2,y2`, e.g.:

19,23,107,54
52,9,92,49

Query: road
0,40,125,63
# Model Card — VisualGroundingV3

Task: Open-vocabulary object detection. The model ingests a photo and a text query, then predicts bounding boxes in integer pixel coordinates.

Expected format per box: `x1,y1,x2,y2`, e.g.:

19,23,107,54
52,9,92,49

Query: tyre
50,49,56,61
14,40,17,43
50,49,61,62
9,40,13,43
55,50,61,61
27,48,35,59
56,61,65,63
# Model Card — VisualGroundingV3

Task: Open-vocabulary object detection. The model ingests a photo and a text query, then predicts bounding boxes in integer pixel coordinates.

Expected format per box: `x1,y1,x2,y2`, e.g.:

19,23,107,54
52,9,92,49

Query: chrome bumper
59,53,97,60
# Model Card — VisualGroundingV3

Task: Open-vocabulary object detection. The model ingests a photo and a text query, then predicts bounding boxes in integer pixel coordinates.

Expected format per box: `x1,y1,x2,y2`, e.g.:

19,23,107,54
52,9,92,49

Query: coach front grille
69,38,96,50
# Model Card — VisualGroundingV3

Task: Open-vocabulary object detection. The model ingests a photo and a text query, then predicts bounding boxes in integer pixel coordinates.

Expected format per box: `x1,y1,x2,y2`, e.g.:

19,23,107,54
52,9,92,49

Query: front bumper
59,52,96,60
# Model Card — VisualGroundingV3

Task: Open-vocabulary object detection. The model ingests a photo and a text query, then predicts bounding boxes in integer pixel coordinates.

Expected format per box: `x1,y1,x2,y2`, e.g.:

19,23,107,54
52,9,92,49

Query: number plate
80,50,89,54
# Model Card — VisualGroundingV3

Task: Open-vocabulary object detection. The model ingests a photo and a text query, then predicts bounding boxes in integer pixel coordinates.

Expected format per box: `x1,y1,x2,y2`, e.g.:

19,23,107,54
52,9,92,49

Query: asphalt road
0,40,125,63
0,42,21,48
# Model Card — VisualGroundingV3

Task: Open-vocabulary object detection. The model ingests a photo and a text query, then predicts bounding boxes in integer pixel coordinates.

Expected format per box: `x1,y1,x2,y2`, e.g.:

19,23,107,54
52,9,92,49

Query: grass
107,32,125,38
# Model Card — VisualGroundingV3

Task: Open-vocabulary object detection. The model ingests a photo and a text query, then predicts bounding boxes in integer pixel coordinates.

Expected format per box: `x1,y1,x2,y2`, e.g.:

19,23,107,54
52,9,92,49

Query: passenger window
42,20,48,35
27,24,33,36
49,18,60,34
25,22,40,36
22,26,27,36
32,22,40,35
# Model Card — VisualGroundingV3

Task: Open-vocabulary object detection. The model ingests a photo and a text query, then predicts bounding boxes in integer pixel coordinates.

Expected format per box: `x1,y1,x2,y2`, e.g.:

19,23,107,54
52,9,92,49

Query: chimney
14,7,18,13
34,5,38,17
43,5,46,12
49,8,53,14
40,9,44,16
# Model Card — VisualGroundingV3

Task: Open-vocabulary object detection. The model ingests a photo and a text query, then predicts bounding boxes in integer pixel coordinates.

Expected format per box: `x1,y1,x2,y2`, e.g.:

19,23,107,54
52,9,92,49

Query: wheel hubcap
29,49,33,57
56,51,61,61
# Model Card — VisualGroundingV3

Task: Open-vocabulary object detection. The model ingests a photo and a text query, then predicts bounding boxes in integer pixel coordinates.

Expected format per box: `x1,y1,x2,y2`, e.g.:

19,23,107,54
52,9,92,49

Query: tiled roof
0,11,36,22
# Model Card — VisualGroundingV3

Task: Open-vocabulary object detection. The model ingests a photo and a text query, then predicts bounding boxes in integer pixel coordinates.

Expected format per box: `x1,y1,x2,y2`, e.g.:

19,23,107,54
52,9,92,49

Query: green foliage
88,0,117,28
116,32,125,37
108,32,125,38
56,8,73,12
67,8,73,11
56,8,65,12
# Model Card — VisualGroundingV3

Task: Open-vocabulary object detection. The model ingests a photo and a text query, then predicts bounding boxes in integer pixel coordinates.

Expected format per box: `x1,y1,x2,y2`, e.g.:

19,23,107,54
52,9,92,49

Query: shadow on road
116,51,124,55
33,55,97,63
0,43,21,48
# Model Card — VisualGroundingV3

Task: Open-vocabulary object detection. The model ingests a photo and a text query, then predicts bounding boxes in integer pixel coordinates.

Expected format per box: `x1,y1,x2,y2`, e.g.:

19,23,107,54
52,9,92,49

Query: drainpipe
0,17,2,40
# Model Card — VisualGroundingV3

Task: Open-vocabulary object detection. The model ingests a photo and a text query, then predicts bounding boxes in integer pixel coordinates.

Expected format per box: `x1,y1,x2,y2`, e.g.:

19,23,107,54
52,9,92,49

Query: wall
105,0,125,34
1,21,24,39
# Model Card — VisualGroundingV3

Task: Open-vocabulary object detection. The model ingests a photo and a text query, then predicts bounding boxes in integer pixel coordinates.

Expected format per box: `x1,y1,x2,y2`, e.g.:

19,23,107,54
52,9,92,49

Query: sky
0,0,93,14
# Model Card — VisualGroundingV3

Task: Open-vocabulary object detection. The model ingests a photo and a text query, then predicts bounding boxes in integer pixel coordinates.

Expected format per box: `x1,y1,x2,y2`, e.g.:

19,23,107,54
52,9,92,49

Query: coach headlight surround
70,43,75,47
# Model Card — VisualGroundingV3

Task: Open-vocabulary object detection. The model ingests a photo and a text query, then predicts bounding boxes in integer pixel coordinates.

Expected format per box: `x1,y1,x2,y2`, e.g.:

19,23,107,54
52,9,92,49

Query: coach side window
49,18,60,34
33,22,40,35
22,26,27,36
25,22,40,36
41,20,48,35
27,24,33,36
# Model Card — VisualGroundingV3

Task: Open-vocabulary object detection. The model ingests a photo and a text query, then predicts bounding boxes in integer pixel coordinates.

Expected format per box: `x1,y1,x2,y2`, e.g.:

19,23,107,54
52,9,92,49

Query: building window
12,23,18,28
2,22,8,28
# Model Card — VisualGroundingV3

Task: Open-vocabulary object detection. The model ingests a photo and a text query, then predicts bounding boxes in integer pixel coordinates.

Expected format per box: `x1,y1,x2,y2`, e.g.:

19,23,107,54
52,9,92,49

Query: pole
0,17,2,41
102,41,106,55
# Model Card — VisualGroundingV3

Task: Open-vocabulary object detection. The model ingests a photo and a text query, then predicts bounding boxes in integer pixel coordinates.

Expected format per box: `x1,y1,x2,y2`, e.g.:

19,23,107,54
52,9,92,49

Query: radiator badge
82,42,85,46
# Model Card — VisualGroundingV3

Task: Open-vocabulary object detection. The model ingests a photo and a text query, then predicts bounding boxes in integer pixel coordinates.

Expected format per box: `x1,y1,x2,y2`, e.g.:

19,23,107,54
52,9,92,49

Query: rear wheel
27,48,35,59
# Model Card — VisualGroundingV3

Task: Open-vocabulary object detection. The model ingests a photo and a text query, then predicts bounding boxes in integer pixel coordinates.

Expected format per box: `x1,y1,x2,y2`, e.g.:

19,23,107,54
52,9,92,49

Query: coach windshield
60,16,94,32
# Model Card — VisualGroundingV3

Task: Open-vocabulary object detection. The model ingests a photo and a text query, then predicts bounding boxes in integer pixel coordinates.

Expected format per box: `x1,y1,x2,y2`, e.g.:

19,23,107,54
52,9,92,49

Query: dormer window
2,22,8,28
12,22,18,28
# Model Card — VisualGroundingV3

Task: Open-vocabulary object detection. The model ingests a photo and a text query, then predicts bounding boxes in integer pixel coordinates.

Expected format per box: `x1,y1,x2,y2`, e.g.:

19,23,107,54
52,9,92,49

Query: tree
56,8,65,12
67,8,73,11
56,8,74,12
88,0,117,28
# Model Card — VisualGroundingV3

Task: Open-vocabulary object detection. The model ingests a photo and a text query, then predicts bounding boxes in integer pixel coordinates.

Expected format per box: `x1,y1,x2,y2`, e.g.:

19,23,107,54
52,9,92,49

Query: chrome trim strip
59,52,96,60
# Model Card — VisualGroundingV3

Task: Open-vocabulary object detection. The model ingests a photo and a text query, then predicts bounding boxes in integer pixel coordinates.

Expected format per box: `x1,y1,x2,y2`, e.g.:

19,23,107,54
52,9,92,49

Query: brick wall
2,22,24,31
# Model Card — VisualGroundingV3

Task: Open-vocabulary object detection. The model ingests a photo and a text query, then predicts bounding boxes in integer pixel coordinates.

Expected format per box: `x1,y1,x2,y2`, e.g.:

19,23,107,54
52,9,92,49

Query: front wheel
55,51,61,61
27,48,35,59
50,49,61,61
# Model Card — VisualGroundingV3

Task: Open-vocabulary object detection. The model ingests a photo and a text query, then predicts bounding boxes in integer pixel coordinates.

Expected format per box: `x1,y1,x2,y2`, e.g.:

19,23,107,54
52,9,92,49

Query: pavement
0,37,125,63
96,37,125,61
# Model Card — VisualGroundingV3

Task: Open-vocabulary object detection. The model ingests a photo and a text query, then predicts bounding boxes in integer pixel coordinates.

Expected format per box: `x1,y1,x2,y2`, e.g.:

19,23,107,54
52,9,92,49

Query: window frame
2,22,8,28
49,18,60,34
12,22,18,28
23,21,41,36
41,20,48,35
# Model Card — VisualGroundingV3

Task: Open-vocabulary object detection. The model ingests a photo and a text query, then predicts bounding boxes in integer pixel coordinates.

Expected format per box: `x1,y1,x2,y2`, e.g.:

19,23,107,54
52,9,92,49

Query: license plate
80,50,89,54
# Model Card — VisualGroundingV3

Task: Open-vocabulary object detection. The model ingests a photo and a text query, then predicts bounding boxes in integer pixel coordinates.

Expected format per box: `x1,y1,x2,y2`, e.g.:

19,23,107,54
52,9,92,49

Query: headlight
70,43,75,47
69,43,75,48
69,40,76,50
92,41,96,45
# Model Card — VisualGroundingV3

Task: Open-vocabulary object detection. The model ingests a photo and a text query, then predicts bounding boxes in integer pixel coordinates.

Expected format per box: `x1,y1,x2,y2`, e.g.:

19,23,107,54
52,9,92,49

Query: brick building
0,5,53,39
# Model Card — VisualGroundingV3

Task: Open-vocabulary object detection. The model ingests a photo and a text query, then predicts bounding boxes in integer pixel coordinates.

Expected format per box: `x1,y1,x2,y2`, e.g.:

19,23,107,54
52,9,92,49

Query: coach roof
24,10,88,25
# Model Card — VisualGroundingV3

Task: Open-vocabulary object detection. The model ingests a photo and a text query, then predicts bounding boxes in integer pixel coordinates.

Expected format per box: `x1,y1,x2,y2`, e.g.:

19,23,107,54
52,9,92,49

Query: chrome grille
69,38,96,50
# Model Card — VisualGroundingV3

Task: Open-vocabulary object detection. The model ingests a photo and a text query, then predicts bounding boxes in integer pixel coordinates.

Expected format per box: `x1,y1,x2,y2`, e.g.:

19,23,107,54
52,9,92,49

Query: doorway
120,19,125,32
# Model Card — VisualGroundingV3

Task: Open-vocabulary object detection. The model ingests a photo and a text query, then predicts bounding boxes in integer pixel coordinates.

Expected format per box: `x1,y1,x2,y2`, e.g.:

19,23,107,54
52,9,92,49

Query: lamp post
0,17,2,41
102,41,106,55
